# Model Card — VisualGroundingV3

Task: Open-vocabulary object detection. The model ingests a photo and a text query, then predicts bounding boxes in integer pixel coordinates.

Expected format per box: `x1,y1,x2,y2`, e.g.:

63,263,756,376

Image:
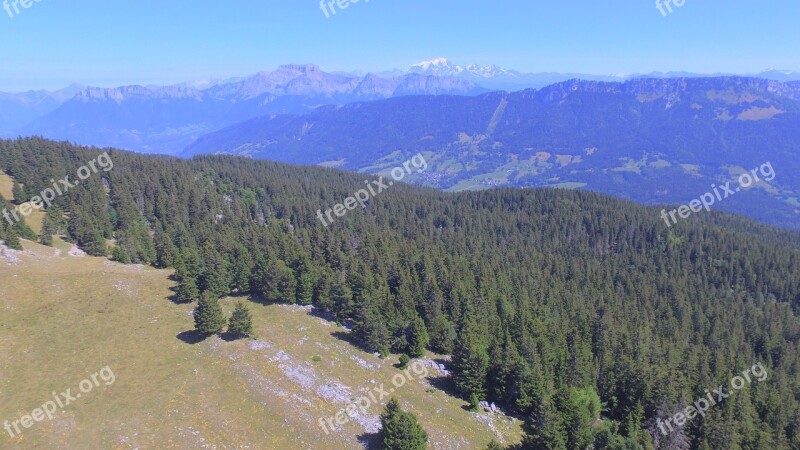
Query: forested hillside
185,77,800,230
2,137,800,449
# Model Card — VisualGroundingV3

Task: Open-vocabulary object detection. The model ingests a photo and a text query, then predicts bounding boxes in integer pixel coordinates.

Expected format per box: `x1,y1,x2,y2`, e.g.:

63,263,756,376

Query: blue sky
1,0,798,91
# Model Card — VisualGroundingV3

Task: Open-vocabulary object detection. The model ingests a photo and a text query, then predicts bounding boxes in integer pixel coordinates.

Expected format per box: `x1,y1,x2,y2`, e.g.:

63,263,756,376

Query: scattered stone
0,241,20,265
67,245,87,257
248,340,272,351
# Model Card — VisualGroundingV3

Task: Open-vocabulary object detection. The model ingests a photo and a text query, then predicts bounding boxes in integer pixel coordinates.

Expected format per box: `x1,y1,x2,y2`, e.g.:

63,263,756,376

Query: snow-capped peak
409,58,517,79
410,57,453,72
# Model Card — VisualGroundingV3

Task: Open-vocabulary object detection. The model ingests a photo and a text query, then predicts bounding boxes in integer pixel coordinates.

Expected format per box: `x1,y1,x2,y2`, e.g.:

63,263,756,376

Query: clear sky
1,0,798,91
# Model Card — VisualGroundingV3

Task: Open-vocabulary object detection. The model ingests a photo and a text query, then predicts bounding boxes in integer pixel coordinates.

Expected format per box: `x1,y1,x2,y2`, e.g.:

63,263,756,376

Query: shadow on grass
357,431,381,449
176,330,210,344
219,332,248,342
166,285,193,305
330,330,370,352
428,374,461,400
308,306,337,323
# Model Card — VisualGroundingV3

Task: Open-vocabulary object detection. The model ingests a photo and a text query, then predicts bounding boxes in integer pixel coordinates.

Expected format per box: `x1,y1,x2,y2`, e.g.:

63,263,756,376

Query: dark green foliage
253,256,296,303
111,245,131,264
39,217,53,246
228,301,253,338
193,291,225,335
379,398,428,450
3,138,800,448
486,440,504,450
452,320,489,401
522,397,567,450
469,393,481,412
407,316,429,358
11,181,26,204
0,193,22,249
16,222,36,241
176,276,200,303
398,354,410,369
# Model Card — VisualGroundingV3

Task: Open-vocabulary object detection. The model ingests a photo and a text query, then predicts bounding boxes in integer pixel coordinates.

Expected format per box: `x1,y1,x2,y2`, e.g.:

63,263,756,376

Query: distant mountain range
384,58,800,91
3,64,485,153
0,84,84,136
184,76,800,229
3,59,799,154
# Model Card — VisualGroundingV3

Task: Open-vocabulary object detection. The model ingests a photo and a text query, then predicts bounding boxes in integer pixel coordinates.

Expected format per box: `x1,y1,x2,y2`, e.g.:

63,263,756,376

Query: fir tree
111,245,131,264
176,275,200,302
228,301,253,338
379,398,429,450
522,397,567,450
452,320,489,401
11,182,26,204
39,217,54,246
407,316,430,358
194,291,225,335
486,440,505,450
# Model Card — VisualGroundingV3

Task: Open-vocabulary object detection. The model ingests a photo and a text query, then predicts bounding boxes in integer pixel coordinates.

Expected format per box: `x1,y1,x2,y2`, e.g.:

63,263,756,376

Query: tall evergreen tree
11,181,26,204
452,319,489,401
228,301,253,338
522,396,567,450
379,398,429,450
407,316,430,358
194,291,226,335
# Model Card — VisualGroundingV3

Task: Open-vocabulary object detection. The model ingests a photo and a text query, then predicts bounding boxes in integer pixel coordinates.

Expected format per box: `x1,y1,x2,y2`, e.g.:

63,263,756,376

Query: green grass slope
0,240,521,449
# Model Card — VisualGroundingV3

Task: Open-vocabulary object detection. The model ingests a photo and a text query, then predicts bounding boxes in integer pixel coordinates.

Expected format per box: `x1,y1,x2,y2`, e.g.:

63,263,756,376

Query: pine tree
228,301,253,338
39,217,54,246
176,275,200,302
379,398,429,450
253,256,296,303
296,270,315,305
194,291,225,335
399,354,410,369
407,316,430,358
111,245,131,264
11,182,26,204
522,397,567,450
452,320,489,401
486,440,505,450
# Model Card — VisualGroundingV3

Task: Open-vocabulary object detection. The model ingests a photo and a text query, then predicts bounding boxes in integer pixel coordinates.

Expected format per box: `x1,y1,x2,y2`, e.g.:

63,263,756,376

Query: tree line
2,137,800,449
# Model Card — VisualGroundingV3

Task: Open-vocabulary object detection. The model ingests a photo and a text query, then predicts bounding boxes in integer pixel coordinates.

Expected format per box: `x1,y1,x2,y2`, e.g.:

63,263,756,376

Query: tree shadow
427,374,461,400
357,431,381,449
308,306,337,323
176,330,209,344
219,332,248,342
166,286,193,305
330,330,375,356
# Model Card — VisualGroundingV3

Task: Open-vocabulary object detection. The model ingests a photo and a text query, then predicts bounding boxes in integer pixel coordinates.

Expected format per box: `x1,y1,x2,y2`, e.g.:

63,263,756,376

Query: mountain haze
185,76,800,229
17,65,486,154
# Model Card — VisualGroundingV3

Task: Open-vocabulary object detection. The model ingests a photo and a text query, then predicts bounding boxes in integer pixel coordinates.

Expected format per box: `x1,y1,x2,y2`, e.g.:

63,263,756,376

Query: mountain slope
185,76,800,229
3,138,800,448
0,84,83,136
0,239,520,448
21,65,487,154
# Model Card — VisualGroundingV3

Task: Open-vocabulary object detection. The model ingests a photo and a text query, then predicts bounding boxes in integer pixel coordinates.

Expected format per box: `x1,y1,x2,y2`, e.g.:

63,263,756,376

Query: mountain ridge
183,76,800,230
